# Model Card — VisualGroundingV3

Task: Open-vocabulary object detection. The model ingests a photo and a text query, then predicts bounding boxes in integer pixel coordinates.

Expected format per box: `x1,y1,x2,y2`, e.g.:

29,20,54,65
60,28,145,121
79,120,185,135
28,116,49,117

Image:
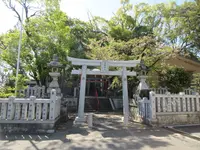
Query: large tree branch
28,10,40,19
148,58,161,69
3,0,22,22
3,0,41,24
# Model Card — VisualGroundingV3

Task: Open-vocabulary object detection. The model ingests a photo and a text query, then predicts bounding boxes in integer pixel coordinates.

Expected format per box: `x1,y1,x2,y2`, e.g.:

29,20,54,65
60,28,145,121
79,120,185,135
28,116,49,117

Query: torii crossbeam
68,57,140,125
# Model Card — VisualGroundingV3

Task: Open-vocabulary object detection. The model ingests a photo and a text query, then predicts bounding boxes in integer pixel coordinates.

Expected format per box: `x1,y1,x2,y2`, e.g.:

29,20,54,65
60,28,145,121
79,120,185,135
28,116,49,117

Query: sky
0,0,188,34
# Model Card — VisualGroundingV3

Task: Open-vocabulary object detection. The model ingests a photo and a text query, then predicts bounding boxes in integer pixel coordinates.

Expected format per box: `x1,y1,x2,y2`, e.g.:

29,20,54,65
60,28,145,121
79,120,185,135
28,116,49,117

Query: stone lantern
47,54,63,96
137,60,149,99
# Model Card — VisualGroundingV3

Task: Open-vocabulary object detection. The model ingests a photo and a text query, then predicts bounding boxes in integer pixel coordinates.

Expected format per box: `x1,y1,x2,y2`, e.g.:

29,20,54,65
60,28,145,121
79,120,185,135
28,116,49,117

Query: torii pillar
76,65,87,123
122,67,129,125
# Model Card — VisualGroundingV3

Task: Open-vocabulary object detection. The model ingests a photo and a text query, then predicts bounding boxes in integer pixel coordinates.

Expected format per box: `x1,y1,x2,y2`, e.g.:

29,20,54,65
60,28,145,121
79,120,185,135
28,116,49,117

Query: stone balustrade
0,89,60,124
18,86,46,98
153,92,200,114
150,87,197,95
138,91,200,125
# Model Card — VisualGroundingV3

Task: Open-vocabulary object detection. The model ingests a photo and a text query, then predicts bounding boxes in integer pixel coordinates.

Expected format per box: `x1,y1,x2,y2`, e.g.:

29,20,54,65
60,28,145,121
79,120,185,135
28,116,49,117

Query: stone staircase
84,97,113,112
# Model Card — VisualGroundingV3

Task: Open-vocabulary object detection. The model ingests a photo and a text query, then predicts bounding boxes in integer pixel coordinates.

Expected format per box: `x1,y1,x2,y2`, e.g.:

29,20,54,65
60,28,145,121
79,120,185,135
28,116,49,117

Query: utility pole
15,4,24,96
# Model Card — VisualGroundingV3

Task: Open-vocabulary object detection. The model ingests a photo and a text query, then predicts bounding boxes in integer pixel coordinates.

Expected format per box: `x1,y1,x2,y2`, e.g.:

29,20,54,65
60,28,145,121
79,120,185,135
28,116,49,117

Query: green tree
134,1,200,58
0,0,73,86
160,67,192,93
0,10,71,85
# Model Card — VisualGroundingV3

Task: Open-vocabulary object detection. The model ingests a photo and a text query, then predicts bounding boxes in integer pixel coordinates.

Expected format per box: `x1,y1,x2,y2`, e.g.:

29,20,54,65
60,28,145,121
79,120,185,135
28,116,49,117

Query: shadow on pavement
0,113,198,150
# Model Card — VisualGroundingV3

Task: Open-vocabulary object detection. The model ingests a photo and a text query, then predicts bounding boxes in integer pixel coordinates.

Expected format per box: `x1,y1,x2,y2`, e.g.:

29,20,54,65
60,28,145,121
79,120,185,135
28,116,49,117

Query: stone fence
150,87,197,95
18,86,46,98
137,91,200,126
0,89,61,132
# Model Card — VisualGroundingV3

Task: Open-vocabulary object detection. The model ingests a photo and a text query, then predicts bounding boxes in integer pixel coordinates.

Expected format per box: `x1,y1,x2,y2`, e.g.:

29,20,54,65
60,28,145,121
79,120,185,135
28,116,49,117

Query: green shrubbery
0,74,28,98
160,67,192,93
0,86,14,98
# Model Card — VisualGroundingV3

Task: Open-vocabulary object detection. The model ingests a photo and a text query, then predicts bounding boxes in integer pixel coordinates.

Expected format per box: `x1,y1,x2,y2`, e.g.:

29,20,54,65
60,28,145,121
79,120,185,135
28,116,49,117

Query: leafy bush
0,86,14,98
160,67,192,93
0,74,28,98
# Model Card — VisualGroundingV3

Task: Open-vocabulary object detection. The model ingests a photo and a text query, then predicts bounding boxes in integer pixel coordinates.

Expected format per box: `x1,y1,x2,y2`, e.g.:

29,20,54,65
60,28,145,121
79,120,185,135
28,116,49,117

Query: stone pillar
196,93,200,112
28,96,36,120
7,96,15,120
49,89,57,120
74,65,87,124
122,67,129,125
149,91,157,122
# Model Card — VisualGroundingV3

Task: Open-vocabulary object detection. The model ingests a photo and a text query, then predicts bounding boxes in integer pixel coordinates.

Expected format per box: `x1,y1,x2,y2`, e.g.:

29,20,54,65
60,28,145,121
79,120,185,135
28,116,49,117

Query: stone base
73,116,86,125
0,123,56,134
0,118,60,133
156,114,200,126
121,116,129,125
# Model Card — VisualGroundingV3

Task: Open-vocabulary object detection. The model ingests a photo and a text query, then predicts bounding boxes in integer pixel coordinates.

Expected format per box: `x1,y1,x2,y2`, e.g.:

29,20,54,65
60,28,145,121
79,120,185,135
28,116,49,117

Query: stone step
84,98,113,112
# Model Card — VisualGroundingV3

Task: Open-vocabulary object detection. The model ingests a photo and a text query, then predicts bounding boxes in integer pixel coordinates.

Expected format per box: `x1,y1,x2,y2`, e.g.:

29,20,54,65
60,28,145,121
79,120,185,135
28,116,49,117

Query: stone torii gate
68,57,140,125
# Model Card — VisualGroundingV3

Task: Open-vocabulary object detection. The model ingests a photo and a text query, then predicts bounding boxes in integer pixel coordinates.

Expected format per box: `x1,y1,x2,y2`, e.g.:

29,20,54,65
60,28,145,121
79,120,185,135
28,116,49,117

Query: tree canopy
0,0,199,94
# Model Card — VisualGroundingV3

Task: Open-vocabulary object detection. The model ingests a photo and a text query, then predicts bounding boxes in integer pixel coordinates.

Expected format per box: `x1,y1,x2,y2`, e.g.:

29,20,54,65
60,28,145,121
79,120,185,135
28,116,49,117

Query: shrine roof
165,54,200,73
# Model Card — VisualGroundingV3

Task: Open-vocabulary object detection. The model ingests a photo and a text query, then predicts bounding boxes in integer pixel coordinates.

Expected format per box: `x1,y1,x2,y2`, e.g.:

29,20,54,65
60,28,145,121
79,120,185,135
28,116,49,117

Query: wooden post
75,65,87,123
122,67,129,125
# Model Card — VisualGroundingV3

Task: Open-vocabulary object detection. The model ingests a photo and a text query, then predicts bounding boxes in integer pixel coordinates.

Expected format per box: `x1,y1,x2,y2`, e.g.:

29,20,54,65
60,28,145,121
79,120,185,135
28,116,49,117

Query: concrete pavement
0,113,200,150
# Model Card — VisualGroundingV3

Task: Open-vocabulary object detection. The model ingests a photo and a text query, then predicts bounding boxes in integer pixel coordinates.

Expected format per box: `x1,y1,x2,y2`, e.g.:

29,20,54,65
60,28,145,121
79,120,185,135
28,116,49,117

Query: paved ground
0,113,200,150
174,125,200,138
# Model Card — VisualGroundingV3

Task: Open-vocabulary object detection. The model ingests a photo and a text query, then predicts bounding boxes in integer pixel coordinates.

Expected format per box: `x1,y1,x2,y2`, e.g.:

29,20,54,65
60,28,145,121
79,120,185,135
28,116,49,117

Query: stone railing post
49,89,57,120
149,91,156,121
15,102,21,120
42,86,45,98
28,96,36,120
21,102,28,120
56,97,61,118
7,96,15,120
180,92,186,112
36,102,42,120
196,92,200,112
0,101,8,120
